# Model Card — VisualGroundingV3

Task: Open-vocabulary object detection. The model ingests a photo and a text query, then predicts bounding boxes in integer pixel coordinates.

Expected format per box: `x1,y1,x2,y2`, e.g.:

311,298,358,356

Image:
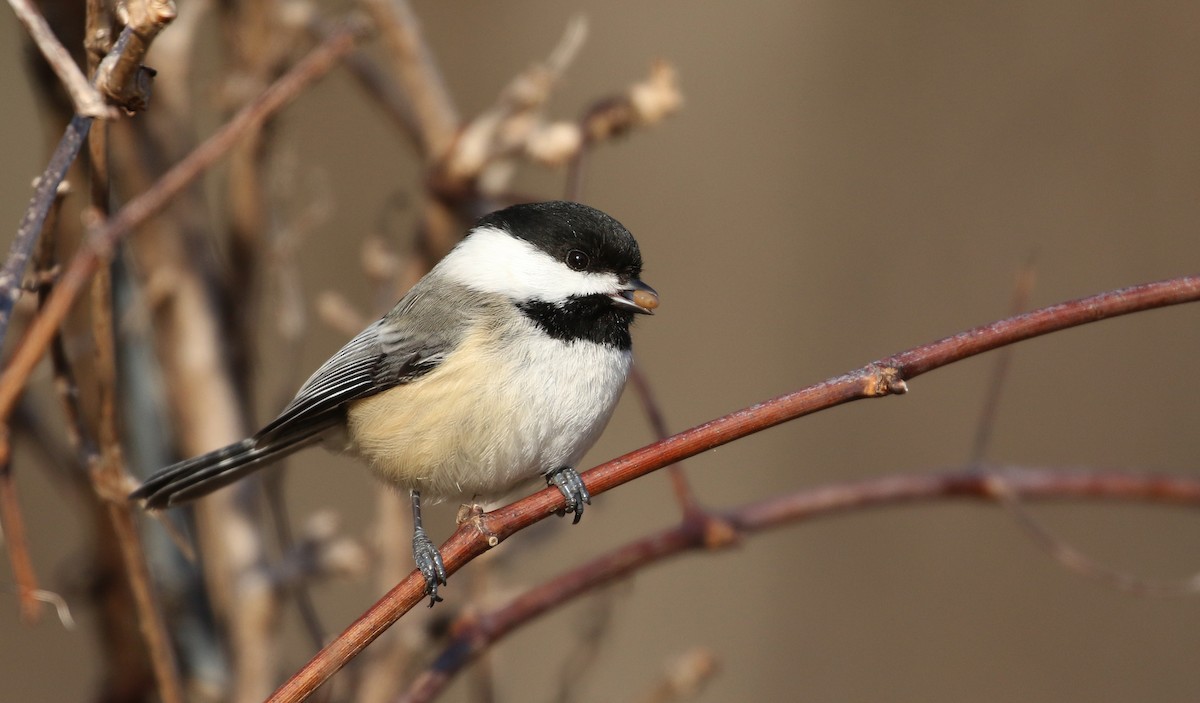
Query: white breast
345,324,631,501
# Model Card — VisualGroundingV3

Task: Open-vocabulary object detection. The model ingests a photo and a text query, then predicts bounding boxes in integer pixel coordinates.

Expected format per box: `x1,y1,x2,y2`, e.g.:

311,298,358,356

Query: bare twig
0,451,40,622
6,0,113,117
962,261,1196,593
629,366,700,517
302,11,419,144
86,16,187,683
0,115,92,344
268,274,1200,702
88,217,186,703
0,182,78,625
95,0,177,111
0,15,182,345
398,466,1200,702
0,19,370,427
968,256,1037,463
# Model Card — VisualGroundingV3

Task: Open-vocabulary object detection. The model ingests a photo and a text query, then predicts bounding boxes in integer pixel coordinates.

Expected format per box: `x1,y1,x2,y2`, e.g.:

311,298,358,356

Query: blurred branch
629,366,700,518
0,182,73,626
88,210,186,703
439,16,588,187
399,465,1200,702
95,0,177,112
358,0,457,157
566,60,681,198
85,5,187,680
949,260,1197,594
0,114,91,345
6,0,112,117
0,452,40,622
0,184,75,628
0,19,370,429
969,255,1037,463
971,261,1200,594
0,15,175,344
303,12,419,145
269,274,1200,702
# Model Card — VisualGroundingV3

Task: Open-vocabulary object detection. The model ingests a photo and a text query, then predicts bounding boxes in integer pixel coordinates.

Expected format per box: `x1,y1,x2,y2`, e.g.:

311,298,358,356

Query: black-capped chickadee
132,201,658,603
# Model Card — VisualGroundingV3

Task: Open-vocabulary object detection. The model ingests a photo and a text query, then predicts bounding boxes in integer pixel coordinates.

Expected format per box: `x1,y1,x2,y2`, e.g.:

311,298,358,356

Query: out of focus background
4,1,1200,701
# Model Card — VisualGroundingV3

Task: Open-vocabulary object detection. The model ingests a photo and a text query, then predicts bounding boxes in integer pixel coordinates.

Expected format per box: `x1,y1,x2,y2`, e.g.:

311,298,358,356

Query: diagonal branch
1,12,178,345
267,274,1200,702
0,19,370,427
0,114,92,344
6,0,113,117
358,0,457,157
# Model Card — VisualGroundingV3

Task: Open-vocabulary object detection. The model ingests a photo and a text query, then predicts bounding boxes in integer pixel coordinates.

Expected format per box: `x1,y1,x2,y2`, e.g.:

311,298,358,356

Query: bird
131,200,658,604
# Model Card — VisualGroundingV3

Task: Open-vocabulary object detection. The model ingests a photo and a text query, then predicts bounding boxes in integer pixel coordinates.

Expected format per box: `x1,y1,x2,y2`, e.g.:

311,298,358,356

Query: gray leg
411,489,447,606
546,466,591,524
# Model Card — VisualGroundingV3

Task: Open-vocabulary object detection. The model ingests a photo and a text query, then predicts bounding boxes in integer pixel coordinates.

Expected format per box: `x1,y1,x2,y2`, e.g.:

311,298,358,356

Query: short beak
609,278,659,315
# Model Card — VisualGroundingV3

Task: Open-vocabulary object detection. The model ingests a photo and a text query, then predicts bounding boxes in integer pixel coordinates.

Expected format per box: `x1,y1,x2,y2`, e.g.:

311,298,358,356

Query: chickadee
132,201,658,603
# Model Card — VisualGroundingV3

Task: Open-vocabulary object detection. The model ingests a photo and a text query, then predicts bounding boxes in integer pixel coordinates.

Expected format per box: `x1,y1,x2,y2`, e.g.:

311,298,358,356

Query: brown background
4,1,1200,701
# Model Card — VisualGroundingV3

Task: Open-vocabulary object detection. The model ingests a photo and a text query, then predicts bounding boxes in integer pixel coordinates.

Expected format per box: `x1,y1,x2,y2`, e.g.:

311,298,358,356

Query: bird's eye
566,249,590,271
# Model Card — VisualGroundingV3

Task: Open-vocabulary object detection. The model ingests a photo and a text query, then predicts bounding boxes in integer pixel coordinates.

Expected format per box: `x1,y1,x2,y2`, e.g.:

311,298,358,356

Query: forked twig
399,466,1200,702
0,19,371,427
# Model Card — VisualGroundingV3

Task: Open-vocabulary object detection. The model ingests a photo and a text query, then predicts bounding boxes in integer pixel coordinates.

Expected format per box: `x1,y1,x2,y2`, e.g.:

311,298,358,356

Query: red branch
0,455,41,622
266,274,1200,702
398,466,1200,702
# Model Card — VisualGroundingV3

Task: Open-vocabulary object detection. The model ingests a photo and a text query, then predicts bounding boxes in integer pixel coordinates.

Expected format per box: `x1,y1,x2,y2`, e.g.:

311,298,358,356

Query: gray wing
255,318,450,442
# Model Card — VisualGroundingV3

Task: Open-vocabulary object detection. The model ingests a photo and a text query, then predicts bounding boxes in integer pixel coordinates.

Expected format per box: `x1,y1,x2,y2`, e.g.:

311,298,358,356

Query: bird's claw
547,466,591,524
412,528,447,607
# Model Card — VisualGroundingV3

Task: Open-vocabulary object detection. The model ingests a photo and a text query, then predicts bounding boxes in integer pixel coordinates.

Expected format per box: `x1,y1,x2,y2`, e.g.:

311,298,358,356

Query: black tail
131,423,333,509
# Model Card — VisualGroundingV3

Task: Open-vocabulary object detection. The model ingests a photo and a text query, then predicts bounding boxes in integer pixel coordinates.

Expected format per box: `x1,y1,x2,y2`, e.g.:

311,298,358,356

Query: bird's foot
412,527,447,607
546,466,591,524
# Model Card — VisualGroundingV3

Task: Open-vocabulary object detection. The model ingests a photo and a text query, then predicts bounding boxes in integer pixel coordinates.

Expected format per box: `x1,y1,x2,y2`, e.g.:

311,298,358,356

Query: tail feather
131,424,331,509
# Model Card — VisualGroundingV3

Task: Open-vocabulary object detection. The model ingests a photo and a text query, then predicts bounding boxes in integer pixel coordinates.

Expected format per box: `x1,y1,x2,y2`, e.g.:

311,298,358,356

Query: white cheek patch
437,226,620,303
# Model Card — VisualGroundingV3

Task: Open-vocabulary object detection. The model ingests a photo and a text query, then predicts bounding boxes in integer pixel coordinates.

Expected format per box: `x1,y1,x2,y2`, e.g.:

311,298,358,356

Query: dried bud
630,60,682,125
525,122,584,166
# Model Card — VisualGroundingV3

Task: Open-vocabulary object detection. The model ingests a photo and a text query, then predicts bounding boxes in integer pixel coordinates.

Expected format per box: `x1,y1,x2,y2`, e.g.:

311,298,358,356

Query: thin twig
88,228,186,703
6,0,113,117
0,19,371,427
963,261,1199,593
0,185,74,625
268,274,1200,703
0,450,41,622
0,114,92,344
304,12,419,146
968,256,1037,462
86,5,187,673
398,466,1200,702
629,366,700,517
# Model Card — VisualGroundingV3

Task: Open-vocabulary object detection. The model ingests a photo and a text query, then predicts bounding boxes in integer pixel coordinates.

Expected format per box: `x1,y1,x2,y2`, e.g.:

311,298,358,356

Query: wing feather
256,319,448,441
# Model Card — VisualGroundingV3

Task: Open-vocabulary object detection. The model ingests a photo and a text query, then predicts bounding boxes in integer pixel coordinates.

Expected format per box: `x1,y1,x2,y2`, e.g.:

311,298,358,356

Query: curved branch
267,274,1200,702
399,466,1200,702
